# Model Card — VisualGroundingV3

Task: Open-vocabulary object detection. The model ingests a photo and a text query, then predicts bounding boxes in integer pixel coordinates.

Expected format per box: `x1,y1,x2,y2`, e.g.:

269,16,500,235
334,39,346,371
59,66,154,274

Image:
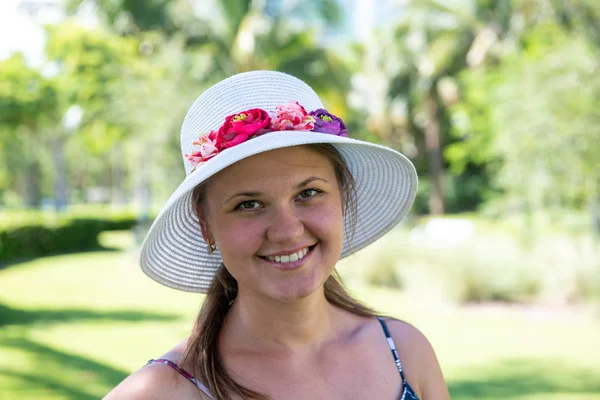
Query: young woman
105,71,449,399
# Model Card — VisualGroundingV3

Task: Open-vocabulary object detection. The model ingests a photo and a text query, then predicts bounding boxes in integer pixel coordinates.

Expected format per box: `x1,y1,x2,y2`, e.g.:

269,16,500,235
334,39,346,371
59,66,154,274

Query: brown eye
236,200,261,211
298,189,321,200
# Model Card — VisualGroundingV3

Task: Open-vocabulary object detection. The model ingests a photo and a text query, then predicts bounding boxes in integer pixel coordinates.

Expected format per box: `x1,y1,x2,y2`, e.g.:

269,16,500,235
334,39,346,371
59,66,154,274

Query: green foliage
0,23,143,209
364,0,514,214
0,55,60,207
45,22,139,113
412,172,497,214
446,69,499,175
66,0,185,35
492,24,600,211
0,214,139,263
0,54,59,129
449,22,600,218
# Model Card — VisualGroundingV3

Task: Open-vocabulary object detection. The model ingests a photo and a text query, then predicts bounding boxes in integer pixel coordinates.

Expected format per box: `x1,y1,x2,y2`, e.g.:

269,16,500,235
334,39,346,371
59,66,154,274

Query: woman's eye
236,200,261,211
298,189,321,200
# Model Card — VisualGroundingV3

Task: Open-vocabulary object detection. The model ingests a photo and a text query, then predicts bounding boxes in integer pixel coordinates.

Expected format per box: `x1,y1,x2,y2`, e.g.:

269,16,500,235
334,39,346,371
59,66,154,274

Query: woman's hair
183,144,377,400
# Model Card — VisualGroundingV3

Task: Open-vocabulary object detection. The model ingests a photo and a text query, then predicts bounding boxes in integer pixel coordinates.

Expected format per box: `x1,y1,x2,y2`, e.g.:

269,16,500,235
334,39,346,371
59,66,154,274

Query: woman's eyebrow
222,177,328,206
295,176,328,189
222,191,260,205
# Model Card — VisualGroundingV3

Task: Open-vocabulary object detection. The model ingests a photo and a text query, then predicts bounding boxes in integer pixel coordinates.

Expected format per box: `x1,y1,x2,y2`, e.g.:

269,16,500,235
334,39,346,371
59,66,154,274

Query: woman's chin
266,273,327,302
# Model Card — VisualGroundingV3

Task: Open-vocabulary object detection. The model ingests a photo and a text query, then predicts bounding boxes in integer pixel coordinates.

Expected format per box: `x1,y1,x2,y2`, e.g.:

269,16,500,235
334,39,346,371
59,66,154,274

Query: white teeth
265,247,310,263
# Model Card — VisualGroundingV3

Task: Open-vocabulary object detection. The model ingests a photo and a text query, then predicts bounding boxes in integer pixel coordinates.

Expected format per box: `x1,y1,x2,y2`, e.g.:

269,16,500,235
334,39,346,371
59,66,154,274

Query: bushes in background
0,214,140,263
340,217,600,306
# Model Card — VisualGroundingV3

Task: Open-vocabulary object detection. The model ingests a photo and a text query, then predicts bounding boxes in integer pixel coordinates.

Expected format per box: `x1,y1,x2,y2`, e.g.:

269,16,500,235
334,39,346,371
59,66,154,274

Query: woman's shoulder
103,339,211,400
379,317,429,351
381,317,450,399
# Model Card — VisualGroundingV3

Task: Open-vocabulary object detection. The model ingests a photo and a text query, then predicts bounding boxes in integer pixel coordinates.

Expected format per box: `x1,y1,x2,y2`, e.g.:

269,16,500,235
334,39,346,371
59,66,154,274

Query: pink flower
270,101,315,131
216,108,271,149
185,130,219,169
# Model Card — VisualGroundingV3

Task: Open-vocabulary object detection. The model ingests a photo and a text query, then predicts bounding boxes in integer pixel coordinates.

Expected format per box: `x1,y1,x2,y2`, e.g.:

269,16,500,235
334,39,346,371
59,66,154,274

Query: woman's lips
258,244,316,270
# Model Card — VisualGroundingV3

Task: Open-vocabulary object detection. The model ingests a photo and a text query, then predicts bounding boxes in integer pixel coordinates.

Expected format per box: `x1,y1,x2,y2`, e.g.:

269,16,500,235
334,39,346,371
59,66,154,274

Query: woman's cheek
311,201,343,230
217,217,264,249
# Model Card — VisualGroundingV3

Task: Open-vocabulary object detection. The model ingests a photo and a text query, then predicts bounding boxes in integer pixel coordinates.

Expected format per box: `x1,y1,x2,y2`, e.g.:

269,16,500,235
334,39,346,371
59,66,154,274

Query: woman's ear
196,204,213,243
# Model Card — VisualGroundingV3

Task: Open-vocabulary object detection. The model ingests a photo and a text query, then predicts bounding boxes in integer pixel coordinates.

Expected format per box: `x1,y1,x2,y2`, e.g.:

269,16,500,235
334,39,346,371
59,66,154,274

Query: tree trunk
51,136,68,212
424,90,445,215
24,159,42,208
111,142,127,206
132,144,153,244
592,186,600,241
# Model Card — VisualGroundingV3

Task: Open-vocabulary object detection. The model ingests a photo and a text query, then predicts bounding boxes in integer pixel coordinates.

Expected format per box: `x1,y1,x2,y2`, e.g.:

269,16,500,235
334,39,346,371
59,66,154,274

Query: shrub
0,214,140,263
363,249,404,289
341,217,600,306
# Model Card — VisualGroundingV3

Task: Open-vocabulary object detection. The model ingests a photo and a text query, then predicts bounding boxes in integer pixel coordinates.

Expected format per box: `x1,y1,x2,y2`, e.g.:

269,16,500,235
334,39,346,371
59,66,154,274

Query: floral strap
146,359,214,399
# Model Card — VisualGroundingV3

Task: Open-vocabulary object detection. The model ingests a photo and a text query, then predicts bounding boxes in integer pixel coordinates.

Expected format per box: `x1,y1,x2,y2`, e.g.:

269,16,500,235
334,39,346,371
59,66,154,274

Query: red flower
216,109,271,149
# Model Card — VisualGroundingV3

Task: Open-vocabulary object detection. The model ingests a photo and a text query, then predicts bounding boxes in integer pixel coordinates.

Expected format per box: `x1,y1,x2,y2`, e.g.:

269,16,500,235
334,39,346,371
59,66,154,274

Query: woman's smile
258,243,318,270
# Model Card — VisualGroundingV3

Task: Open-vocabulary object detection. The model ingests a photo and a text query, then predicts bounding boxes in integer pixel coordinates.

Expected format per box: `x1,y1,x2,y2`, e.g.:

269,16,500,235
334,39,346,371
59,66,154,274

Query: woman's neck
221,287,341,353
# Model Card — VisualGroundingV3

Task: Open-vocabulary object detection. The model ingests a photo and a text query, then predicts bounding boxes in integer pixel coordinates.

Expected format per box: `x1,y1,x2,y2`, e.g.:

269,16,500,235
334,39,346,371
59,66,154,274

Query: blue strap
377,317,407,381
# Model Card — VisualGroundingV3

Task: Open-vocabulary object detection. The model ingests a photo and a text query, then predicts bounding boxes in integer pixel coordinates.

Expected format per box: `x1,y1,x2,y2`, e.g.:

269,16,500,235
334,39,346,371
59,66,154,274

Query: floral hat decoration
185,101,348,170
140,71,418,293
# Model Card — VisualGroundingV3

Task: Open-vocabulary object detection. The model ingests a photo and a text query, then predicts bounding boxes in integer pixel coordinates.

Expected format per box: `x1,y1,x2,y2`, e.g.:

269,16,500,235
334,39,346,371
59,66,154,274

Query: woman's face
200,146,344,301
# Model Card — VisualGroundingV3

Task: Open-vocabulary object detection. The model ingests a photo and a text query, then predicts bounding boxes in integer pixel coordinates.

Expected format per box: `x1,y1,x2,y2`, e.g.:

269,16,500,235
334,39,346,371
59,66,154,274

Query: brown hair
183,144,376,399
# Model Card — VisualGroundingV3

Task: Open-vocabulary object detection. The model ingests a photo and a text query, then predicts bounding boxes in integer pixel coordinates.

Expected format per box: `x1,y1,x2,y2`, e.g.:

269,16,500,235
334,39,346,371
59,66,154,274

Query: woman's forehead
208,147,335,191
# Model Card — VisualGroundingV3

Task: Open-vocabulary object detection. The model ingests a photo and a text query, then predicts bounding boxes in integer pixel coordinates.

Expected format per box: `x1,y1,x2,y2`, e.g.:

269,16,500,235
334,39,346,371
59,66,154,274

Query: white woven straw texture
139,71,418,293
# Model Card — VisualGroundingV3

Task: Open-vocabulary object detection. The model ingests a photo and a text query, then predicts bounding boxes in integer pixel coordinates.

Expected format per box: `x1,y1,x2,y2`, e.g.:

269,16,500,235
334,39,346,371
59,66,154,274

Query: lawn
0,232,599,399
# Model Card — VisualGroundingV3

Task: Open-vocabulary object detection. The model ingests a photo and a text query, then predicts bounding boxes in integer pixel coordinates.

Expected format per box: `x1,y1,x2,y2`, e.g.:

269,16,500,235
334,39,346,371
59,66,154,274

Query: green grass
1,233,599,399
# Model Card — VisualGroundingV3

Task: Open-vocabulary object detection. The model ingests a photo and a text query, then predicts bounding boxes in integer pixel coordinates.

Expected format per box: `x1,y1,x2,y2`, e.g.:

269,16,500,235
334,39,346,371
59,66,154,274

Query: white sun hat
139,70,418,293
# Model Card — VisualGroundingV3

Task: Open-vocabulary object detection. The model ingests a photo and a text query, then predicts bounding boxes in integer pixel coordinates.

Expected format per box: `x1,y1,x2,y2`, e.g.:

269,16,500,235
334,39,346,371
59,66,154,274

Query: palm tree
66,0,349,97
353,0,512,214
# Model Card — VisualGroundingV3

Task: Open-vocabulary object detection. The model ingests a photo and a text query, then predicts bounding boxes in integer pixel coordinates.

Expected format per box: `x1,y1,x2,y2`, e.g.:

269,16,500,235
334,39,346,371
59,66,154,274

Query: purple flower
309,109,348,137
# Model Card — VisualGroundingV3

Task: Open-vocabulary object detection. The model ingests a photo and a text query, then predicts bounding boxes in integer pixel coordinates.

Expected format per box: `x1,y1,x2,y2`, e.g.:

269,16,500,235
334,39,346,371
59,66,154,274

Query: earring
207,242,217,254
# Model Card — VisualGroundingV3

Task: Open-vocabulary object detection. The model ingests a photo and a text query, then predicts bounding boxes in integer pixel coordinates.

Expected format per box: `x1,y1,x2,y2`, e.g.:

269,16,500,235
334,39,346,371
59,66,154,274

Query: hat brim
139,131,417,293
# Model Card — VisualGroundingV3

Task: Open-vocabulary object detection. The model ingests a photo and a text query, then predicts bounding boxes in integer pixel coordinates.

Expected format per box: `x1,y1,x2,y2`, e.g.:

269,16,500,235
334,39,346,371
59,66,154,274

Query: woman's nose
266,205,304,243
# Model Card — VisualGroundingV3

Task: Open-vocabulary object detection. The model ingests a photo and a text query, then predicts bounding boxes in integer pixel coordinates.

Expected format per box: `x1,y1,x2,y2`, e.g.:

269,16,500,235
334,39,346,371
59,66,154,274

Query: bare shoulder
102,361,196,399
382,318,450,400
381,318,431,359
103,340,211,400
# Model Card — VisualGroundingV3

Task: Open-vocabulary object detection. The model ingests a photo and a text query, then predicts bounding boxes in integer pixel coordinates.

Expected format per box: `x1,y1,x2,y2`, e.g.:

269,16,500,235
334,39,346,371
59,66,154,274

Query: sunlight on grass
97,230,137,251
1,232,599,399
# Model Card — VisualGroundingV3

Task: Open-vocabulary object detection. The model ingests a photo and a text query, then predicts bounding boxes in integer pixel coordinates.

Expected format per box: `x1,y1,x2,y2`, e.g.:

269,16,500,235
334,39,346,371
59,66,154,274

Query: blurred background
0,0,599,399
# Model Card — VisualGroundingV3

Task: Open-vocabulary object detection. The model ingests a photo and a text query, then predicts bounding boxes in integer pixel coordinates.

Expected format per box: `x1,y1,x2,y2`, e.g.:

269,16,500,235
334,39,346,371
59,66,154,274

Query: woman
106,71,449,399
